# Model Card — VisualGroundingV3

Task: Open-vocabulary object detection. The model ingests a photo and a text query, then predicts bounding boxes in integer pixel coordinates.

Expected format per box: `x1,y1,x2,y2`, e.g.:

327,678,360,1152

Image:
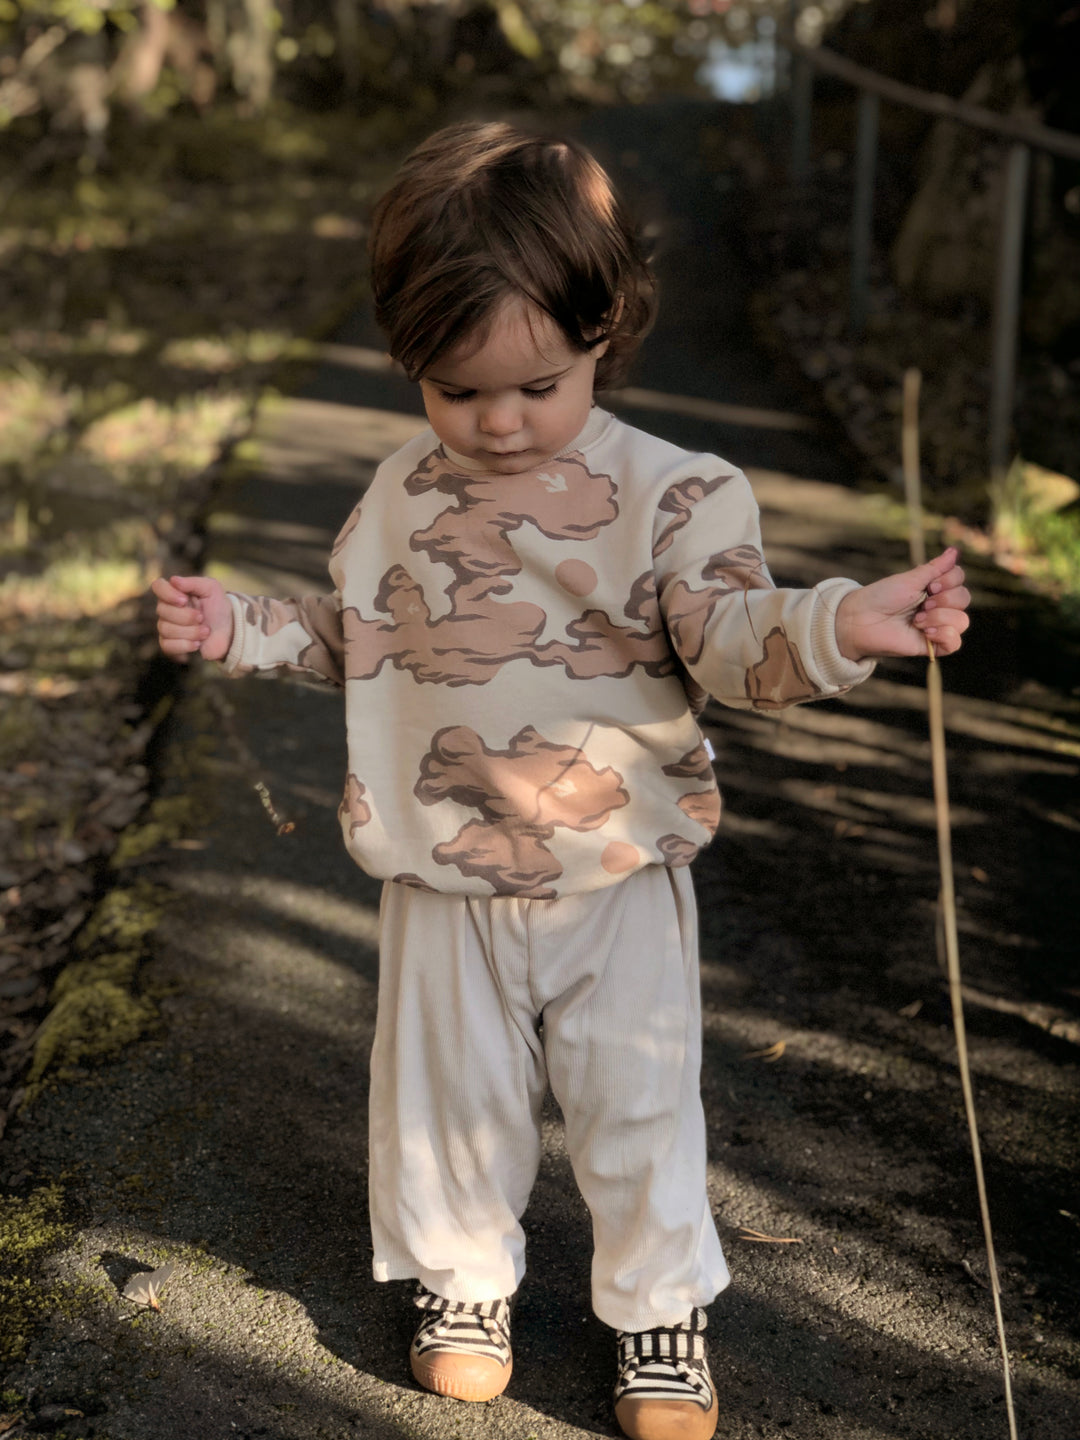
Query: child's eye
522,383,558,400
438,389,475,405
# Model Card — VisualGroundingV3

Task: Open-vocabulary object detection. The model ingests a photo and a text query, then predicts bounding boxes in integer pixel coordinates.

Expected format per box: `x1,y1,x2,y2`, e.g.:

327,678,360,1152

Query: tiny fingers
159,636,204,660
158,622,210,641
156,601,199,626
916,606,969,628
923,584,971,613
151,576,190,607
924,627,960,654
914,611,969,653
926,560,965,596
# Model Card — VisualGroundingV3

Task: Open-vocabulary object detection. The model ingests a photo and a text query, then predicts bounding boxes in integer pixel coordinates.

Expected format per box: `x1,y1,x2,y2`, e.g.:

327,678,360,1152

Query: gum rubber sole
614,1392,719,1440
410,1346,512,1402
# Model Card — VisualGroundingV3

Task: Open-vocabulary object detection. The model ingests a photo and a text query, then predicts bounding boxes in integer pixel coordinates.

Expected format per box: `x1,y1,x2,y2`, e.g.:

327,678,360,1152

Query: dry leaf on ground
122,1261,177,1310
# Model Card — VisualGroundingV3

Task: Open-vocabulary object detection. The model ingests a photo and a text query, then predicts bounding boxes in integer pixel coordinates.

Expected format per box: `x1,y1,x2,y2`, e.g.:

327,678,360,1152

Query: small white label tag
703,737,716,762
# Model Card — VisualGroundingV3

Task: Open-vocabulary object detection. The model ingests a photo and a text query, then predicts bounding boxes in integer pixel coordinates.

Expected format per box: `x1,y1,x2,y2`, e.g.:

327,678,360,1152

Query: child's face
419,298,606,474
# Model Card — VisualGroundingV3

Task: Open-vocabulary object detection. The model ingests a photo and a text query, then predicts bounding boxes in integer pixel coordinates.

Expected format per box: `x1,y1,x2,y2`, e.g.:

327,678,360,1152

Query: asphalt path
5,99,1078,1440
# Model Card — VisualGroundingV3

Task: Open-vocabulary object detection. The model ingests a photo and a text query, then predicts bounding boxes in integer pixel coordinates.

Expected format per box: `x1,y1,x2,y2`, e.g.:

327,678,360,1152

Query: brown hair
370,121,655,389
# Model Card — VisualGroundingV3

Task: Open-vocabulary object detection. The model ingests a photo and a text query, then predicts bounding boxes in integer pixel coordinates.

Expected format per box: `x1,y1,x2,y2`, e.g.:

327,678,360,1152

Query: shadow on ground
3,98,1078,1440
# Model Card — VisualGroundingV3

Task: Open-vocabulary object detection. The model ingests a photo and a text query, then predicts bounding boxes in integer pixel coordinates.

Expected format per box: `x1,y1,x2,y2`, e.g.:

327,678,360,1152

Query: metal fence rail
782,34,1080,483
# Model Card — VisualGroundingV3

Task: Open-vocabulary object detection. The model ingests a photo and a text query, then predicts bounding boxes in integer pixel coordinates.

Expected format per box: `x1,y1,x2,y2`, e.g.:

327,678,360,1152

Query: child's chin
479,449,539,473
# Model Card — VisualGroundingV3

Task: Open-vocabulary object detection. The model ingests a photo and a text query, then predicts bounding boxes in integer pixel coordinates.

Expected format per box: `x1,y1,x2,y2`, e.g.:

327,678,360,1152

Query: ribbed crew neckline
440,406,614,473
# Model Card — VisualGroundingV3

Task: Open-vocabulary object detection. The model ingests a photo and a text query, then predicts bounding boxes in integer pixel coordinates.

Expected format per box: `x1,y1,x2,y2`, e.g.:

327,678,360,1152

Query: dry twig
744,1040,786,1062
737,1226,803,1245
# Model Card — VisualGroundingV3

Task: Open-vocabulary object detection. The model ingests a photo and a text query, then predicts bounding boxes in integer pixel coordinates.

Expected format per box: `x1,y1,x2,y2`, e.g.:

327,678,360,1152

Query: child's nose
478,397,522,436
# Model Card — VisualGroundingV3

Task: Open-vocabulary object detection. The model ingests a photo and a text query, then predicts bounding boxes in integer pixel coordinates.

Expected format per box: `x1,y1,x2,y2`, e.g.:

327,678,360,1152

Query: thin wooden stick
902,368,926,567
903,369,1018,1440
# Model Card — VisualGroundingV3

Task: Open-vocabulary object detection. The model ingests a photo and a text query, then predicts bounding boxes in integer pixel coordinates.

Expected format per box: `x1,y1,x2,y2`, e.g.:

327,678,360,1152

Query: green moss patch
26,882,170,1101
0,1184,71,1364
70,881,167,960
110,793,199,869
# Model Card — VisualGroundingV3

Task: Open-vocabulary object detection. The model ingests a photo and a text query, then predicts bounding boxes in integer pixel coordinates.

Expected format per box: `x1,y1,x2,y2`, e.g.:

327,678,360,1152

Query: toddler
152,121,970,1440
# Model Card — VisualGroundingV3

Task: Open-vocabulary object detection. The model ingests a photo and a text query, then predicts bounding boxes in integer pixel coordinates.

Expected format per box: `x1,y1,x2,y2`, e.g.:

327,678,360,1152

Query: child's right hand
150,575,234,662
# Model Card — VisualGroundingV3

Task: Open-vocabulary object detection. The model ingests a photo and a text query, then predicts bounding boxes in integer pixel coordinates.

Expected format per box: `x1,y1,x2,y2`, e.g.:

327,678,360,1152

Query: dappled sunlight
707,1265,1080,1429
703,1006,946,1097
608,385,823,434
775,776,983,830
704,1000,1074,1104
44,1221,451,1439
81,393,249,478
712,704,928,769
252,398,429,472
172,870,380,950
206,514,343,548
171,919,367,1012
840,675,1080,757
315,341,398,376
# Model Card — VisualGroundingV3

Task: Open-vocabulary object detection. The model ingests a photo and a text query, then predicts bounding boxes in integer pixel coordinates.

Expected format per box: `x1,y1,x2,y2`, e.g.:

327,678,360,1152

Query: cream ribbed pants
368,864,730,1333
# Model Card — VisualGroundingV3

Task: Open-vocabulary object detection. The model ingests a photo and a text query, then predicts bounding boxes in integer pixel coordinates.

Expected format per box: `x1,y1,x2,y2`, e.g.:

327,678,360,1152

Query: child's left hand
835,547,970,662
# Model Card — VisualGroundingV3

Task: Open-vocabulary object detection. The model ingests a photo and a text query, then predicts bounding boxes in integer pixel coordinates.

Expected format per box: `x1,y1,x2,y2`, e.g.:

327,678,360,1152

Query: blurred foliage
0,98,414,607
0,0,875,143
827,0,1080,138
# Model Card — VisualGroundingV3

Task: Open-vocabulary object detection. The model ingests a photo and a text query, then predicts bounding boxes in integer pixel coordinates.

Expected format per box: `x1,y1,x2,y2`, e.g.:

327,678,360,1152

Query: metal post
779,0,798,92
849,89,879,337
790,55,812,181
989,143,1030,484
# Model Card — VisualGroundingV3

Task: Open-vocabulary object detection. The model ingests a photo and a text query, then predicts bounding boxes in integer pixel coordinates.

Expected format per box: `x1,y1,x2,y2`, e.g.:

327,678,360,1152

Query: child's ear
588,294,622,363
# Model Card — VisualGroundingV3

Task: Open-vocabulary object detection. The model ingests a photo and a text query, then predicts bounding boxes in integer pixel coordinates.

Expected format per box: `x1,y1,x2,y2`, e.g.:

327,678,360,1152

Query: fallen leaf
0,1414,23,1435
745,1040,786,1062
898,999,923,1018
123,1261,177,1310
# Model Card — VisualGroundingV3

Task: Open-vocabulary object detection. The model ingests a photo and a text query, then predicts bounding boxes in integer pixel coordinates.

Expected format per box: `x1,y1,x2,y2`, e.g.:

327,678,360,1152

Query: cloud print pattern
222,408,874,897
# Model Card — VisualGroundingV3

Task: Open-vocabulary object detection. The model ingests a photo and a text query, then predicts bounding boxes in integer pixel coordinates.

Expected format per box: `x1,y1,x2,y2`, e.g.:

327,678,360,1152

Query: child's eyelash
437,384,559,404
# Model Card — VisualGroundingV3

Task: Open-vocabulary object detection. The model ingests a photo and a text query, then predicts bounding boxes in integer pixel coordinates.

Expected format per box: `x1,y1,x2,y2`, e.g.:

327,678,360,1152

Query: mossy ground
24,679,227,1102
0,1183,72,1365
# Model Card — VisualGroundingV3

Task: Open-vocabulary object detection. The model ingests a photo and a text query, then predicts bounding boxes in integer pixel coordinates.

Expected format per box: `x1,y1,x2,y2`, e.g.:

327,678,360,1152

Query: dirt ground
2,99,1078,1440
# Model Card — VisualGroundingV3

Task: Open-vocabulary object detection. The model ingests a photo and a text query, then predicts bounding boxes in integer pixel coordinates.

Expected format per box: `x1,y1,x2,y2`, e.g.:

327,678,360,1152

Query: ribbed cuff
809,577,877,690
221,593,248,674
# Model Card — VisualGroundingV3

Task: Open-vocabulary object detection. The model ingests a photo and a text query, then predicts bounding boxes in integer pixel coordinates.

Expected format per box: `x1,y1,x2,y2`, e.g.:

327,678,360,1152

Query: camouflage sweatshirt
223,407,873,899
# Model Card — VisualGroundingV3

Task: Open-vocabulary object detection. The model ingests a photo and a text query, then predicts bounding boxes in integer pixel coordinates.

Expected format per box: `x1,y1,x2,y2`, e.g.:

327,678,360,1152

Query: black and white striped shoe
613,1308,718,1440
409,1286,513,1401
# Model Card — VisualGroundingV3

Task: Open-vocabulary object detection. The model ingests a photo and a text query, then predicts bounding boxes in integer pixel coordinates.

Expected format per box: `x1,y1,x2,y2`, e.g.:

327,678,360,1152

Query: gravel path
3,99,1078,1440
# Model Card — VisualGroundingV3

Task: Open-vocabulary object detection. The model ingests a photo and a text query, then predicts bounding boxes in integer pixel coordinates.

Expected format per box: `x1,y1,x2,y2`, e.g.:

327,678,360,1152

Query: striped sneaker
409,1286,513,1401
613,1308,718,1440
